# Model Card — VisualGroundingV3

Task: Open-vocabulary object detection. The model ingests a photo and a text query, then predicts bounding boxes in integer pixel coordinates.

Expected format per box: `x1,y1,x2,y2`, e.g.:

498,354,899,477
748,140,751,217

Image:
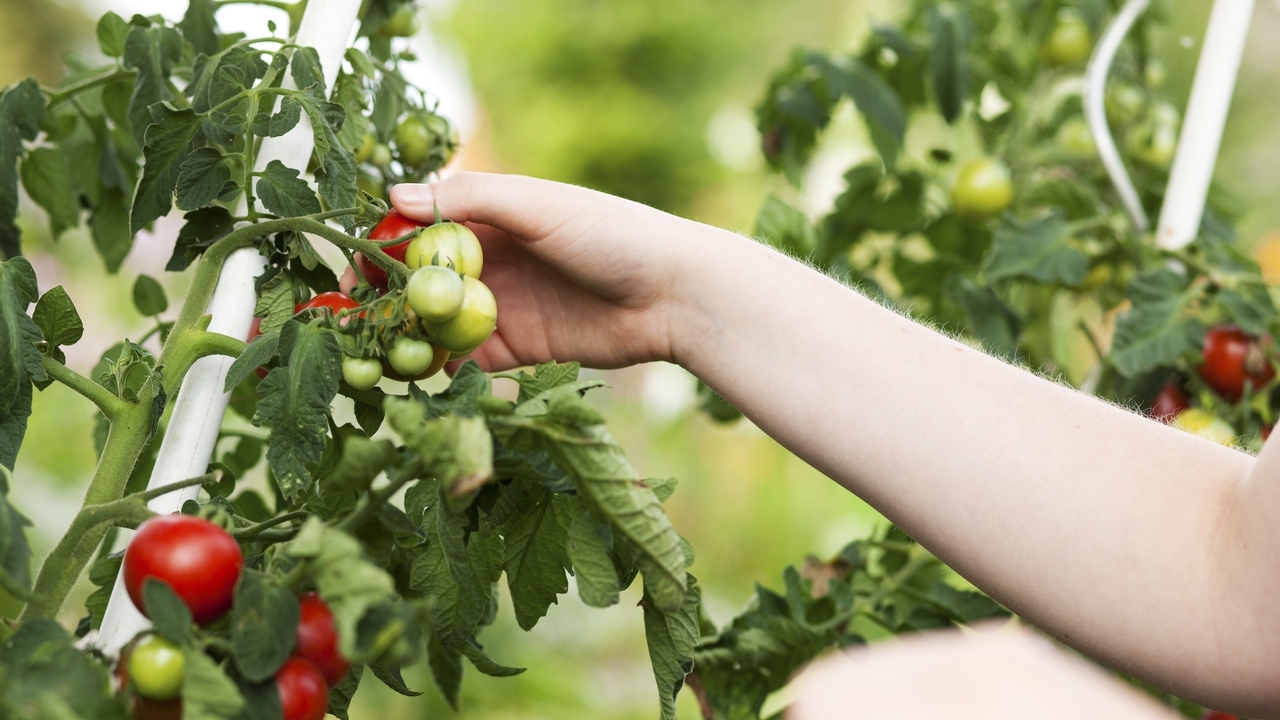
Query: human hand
390,172,709,372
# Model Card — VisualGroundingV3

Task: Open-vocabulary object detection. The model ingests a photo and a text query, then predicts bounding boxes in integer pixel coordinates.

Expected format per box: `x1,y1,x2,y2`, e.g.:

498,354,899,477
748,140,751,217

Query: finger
390,172,580,242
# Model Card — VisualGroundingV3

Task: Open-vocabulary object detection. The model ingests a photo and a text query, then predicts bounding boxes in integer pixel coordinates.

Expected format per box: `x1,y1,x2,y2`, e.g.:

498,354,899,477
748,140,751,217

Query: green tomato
1041,11,1092,66
378,6,420,37
354,134,376,164
405,222,483,277
129,636,185,701
1171,408,1236,447
369,143,392,169
951,158,1013,219
342,356,383,391
356,170,384,200
388,337,434,376
1125,104,1179,167
407,266,465,323
395,116,432,168
433,277,497,353
1106,84,1144,126
1056,117,1095,157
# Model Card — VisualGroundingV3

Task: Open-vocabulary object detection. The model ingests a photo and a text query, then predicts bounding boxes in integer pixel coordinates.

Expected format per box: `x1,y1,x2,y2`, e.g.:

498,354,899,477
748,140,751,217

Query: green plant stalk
40,356,127,421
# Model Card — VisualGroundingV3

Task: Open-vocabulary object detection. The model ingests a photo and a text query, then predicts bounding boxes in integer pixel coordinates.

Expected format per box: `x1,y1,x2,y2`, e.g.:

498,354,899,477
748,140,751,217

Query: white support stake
95,0,363,655
1154,0,1255,250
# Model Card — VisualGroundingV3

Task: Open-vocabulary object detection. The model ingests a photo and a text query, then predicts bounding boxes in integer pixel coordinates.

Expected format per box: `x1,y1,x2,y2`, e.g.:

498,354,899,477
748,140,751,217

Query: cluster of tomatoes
1149,325,1276,445
116,515,347,720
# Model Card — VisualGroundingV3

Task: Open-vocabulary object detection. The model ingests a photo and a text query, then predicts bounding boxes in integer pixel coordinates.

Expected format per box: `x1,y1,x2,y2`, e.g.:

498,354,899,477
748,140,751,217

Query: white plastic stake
95,0,363,655
1154,0,1256,250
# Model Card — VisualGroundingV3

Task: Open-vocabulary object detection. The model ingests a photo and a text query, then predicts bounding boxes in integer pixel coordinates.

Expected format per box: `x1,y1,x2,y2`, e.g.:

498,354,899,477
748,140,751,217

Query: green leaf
251,95,302,138
370,664,422,697
0,465,32,597
122,24,184,146
327,665,362,720
927,4,969,124
223,331,278,393
256,159,321,218
0,257,44,467
20,146,79,239
183,650,246,720
91,187,132,272
176,147,232,211
1218,282,1277,337
320,434,395,493
567,495,619,607
180,0,220,57
32,286,83,350
1111,269,1202,377
291,47,326,96
409,503,503,648
0,619,123,718
231,570,299,682
254,272,296,335
388,400,494,499
168,206,235,271
643,575,701,720
252,321,342,501
825,58,905,168
425,630,461,709
0,381,32,473
982,214,1087,286
85,551,121,630
143,577,193,644
96,11,130,57
131,104,203,234
460,642,525,677
0,78,47,258
754,194,815,258
233,674,282,720
500,482,571,629
132,275,168,317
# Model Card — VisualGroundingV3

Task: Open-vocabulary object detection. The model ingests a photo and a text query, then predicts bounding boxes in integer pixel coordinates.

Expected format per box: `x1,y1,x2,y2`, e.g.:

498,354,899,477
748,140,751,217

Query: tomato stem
335,459,423,533
41,356,128,421
232,510,311,539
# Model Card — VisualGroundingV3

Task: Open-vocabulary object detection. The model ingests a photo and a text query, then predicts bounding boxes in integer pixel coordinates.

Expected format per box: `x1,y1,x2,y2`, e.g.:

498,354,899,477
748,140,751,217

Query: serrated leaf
251,95,302,138
122,24,184,147
409,504,503,648
252,321,342,500
0,258,45,453
253,272,295,335
0,79,46,258
96,11,129,57
327,665,362,720
321,434,395,493
1218,282,1277,337
461,642,524,677
982,214,1087,286
224,331,278,393
231,570,299,682
291,47,325,96
0,379,32,473
256,159,321,218
825,57,905,168
20,146,79,239
180,0,220,57
91,187,132,272
927,4,969,124
643,575,701,720
131,104,203,234
85,552,121,630
567,495,619,607
388,400,493,499
143,577,193,644
501,482,571,629
169,206,235,271
132,274,168,317
425,629,461,709
32,286,82,350
176,146,232,211
183,650,246,720
0,465,32,596
1111,269,1202,377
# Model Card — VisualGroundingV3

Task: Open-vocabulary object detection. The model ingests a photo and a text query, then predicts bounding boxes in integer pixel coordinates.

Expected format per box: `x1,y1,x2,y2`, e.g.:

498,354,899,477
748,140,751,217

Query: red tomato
247,317,269,380
359,209,423,292
123,515,243,625
1150,382,1188,423
1264,425,1273,441
1198,325,1276,401
1200,712,1238,720
295,291,361,317
295,592,350,685
276,657,329,720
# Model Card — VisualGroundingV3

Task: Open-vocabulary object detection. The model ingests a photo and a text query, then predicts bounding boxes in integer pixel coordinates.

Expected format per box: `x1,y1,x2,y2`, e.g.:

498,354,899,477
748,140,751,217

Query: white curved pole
1083,0,1152,233
95,0,363,655
1154,0,1255,250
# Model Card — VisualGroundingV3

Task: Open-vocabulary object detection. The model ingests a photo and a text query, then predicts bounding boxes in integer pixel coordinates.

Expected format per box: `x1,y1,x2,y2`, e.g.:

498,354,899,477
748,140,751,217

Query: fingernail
390,183,433,210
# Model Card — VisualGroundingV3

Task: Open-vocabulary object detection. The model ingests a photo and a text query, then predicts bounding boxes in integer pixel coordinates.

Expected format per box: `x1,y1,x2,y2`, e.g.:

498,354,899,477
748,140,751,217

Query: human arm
390,172,1280,716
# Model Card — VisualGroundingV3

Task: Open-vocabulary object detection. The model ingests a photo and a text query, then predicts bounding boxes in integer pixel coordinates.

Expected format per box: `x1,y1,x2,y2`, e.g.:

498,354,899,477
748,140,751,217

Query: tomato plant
123,515,243,625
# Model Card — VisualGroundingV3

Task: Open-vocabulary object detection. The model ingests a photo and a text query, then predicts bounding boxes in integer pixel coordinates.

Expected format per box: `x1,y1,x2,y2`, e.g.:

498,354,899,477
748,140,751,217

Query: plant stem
336,460,423,533
41,356,127,421
232,510,310,539
44,69,136,107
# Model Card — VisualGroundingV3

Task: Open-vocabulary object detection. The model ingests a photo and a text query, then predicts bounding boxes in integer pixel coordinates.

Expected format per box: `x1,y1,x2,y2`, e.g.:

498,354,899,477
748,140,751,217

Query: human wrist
659,219,743,371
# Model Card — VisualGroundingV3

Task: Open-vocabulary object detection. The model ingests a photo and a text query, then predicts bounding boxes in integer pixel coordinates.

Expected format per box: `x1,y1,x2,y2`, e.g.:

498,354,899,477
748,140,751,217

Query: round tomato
359,210,423,292
1041,11,1091,66
128,636,185,701
951,158,1013,219
1198,325,1275,401
381,344,450,382
1171,408,1237,447
388,337,434,376
353,134,376,164
377,5,420,37
341,356,382,391
432,276,497,353
295,593,350,685
407,266,465,322
405,222,483,278
276,657,329,720
1150,382,1188,423
296,292,361,319
369,143,392,169
395,116,431,168
124,515,243,625
1056,117,1095,157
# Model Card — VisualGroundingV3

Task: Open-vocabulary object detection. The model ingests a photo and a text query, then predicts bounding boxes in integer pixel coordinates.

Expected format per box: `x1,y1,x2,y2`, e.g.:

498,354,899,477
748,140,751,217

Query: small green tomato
129,636,185,701
407,266,465,323
433,276,497,353
342,356,383,391
951,158,1014,219
388,337,434,376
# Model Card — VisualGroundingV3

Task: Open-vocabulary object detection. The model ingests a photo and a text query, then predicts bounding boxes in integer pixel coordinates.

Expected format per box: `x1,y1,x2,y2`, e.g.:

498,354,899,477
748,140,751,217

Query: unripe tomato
1041,11,1092,66
1056,117,1095,157
395,116,432,168
369,143,392,169
353,134,376,164
951,158,1013,219
359,209,421,292
377,5,420,37
405,222,483,278
433,276,497,353
128,636,185,701
381,344,450,382
341,356,383,391
1106,84,1144,127
407,266,465,322
124,515,243,625
1150,382,1188,423
388,337,435,376
1171,409,1236,446
295,593,350,685
296,291,361,318
276,657,329,720
356,170,384,200
1199,325,1275,401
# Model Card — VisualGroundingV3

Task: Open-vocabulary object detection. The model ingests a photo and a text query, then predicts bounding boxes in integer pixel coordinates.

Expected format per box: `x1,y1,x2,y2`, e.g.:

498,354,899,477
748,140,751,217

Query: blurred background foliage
8,0,1280,716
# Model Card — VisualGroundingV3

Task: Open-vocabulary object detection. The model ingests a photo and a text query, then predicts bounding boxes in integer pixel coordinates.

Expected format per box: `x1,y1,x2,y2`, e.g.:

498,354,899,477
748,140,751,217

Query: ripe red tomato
123,514,243,625
246,317,269,380
1200,712,1238,720
1198,325,1275,401
359,209,423,292
276,657,329,720
295,291,361,317
295,593,350,685
1150,382,1188,423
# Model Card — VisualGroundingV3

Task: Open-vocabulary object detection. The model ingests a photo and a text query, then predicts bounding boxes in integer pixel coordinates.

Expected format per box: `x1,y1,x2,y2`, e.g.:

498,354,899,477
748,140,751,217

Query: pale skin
390,172,1280,718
